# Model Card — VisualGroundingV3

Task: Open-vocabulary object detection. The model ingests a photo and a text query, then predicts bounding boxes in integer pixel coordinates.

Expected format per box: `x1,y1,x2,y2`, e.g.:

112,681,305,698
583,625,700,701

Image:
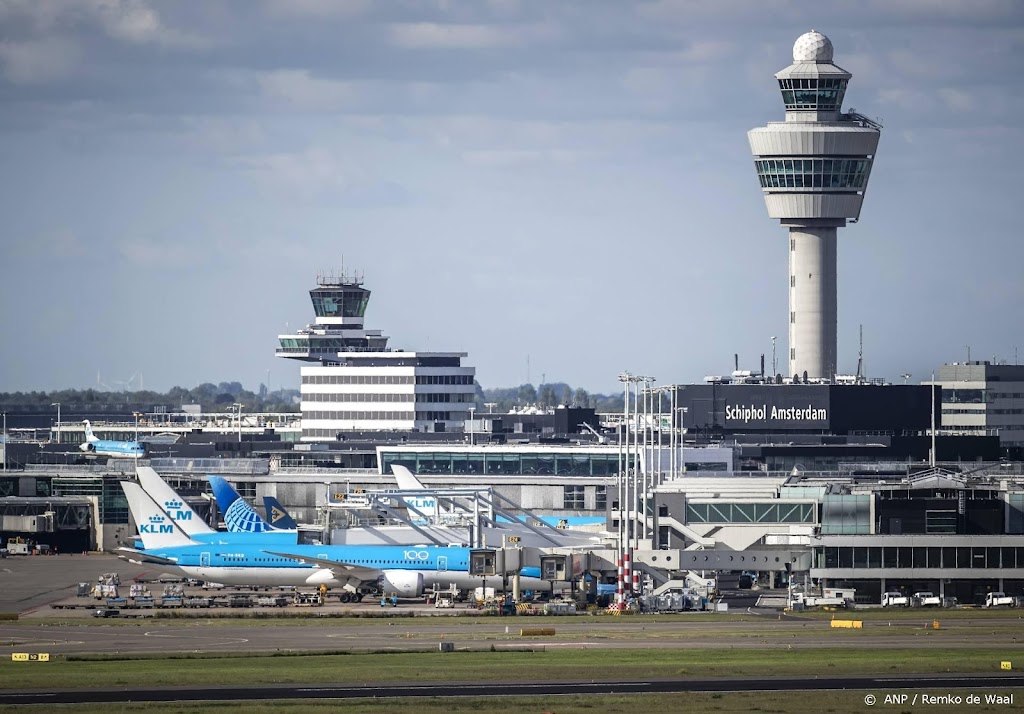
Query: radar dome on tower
792,30,833,62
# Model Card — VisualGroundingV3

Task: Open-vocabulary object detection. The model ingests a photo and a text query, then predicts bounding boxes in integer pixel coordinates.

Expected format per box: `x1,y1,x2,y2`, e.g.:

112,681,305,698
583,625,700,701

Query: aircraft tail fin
136,466,215,535
121,481,195,549
391,464,426,490
82,419,98,443
208,475,278,533
263,496,299,529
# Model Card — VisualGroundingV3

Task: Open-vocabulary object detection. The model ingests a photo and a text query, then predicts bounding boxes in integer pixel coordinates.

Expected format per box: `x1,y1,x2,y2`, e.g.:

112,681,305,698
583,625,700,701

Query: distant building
277,271,475,440
933,362,1024,451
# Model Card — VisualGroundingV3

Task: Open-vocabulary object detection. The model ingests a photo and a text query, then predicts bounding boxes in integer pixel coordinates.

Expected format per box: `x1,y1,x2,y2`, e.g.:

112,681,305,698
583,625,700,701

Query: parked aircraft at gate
80,420,145,458
120,481,556,596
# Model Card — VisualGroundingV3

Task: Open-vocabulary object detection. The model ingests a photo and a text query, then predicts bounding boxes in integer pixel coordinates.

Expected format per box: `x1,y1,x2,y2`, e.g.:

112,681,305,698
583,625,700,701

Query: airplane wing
262,551,380,580
117,547,179,566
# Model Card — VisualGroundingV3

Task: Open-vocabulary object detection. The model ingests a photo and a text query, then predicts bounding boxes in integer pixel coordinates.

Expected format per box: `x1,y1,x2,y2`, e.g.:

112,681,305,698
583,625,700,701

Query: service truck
984,592,1019,608
913,591,942,607
789,591,850,608
881,591,909,607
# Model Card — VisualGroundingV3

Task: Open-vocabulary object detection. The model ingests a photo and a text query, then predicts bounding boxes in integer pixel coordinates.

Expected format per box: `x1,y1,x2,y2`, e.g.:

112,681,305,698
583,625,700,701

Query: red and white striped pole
623,549,632,593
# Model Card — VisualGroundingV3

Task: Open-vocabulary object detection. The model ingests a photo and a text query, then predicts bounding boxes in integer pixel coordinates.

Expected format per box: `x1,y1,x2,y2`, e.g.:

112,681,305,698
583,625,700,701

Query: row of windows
304,411,456,421
307,392,413,403
814,546,1024,570
561,485,608,510
310,290,369,319
779,78,848,90
777,78,848,110
382,452,633,476
303,392,474,404
755,158,870,190
943,389,986,404
303,374,474,385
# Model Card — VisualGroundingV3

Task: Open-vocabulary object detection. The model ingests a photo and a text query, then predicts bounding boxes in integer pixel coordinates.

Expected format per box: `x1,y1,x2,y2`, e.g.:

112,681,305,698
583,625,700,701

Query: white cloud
235,146,361,196
0,37,79,84
258,70,356,111
389,22,520,50
0,0,208,49
937,87,972,113
261,0,370,19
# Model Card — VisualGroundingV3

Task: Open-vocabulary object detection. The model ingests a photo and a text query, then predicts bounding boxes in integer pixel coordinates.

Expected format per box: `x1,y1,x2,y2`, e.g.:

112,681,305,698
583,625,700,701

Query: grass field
2,614,1021,713
0,646,1017,691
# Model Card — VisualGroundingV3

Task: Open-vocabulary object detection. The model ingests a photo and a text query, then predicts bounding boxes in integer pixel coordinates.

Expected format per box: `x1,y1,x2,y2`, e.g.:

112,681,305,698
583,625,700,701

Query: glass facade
310,288,369,318
278,337,386,353
52,478,129,524
815,545,1024,570
755,158,870,189
943,389,986,404
686,501,815,524
380,451,632,476
778,77,848,111
563,485,585,509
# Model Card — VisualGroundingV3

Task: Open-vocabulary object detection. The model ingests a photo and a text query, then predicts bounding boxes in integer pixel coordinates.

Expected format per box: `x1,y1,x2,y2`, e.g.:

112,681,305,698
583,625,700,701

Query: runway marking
143,631,249,645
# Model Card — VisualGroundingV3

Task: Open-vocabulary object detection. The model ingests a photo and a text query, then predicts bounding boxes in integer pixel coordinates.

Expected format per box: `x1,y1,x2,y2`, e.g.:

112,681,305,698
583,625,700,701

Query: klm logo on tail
140,514,174,534
163,499,193,522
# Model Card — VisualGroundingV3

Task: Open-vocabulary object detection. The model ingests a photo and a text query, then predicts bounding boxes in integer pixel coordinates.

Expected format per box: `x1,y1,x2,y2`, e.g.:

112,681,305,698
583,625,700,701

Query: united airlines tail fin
121,481,195,549
83,420,98,443
263,496,299,529
136,466,215,536
391,464,426,490
208,475,278,533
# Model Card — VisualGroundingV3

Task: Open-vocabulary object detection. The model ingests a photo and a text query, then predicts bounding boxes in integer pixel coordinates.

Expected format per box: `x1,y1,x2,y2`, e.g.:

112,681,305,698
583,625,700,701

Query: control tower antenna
856,324,863,382
748,31,881,382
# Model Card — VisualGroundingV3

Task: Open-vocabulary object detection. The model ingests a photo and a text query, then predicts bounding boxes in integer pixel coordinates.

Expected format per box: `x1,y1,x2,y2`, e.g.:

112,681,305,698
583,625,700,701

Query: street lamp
2,411,6,472
231,403,244,443
133,411,141,442
50,402,60,444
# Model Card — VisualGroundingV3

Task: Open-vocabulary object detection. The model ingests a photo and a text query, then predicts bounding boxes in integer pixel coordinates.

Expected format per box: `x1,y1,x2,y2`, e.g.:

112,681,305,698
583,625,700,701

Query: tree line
0,381,624,415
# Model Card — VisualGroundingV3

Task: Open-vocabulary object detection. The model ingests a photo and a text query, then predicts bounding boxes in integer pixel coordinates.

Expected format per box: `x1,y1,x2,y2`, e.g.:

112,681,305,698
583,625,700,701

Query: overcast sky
2,0,1022,395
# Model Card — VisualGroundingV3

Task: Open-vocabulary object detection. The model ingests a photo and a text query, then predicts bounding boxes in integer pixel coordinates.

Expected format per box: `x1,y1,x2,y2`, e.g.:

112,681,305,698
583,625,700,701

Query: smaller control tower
748,31,881,382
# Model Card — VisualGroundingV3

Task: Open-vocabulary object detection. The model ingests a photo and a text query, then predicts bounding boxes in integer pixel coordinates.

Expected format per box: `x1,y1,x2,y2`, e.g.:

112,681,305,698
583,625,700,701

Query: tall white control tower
748,31,881,381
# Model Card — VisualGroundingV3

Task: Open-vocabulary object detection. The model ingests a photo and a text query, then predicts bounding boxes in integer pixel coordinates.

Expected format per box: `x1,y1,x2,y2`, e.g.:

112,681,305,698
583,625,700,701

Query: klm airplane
134,467,296,546
80,420,145,459
120,482,554,596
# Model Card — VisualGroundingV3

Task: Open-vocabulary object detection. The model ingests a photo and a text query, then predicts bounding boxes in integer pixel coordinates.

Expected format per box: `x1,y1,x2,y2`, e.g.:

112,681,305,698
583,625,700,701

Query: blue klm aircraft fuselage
127,540,546,593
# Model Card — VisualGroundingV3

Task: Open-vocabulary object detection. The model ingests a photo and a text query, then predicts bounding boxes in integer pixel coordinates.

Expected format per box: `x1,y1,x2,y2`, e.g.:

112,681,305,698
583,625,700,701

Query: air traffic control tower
748,31,881,382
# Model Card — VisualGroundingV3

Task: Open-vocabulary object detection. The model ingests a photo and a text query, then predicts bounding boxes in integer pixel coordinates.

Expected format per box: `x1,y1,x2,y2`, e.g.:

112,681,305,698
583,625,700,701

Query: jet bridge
323,486,605,549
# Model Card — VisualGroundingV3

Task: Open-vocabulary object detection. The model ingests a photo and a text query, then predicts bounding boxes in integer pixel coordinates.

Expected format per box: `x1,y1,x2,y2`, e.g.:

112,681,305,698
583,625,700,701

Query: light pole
50,402,60,444
232,403,244,442
133,412,141,442
616,371,632,606
675,407,689,474
2,411,6,472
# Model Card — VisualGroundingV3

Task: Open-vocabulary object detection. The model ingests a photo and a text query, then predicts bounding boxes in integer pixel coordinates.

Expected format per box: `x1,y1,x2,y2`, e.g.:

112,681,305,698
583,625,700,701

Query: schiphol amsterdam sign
725,403,828,424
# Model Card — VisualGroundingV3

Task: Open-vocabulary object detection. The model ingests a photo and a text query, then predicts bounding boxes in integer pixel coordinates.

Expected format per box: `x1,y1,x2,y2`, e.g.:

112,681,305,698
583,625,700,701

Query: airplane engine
379,571,424,598
304,568,338,586
80,443,95,452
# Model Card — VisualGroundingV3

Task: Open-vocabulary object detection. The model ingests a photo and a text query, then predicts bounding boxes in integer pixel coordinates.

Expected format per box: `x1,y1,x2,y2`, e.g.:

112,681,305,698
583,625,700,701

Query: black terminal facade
673,383,1001,470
